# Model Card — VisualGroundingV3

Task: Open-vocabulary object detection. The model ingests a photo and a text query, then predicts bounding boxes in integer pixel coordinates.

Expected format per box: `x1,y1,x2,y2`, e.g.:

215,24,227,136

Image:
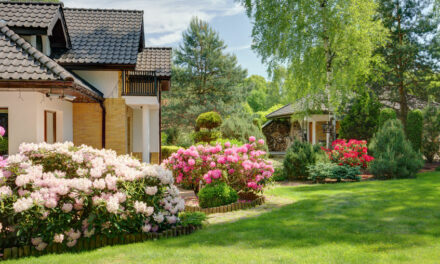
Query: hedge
161,145,180,161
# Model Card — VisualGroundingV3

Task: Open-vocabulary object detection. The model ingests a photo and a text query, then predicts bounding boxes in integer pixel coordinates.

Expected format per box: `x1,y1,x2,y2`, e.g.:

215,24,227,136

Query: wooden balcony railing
122,70,157,96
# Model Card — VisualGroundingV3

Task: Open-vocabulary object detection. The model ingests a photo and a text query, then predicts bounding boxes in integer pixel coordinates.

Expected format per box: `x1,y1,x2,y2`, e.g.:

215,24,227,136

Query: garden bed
185,196,266,215
1,225,201,261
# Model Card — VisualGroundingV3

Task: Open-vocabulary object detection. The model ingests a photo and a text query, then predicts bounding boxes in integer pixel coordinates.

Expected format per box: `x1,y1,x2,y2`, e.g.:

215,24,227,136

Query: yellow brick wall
104,98,127,155
73,103,102,149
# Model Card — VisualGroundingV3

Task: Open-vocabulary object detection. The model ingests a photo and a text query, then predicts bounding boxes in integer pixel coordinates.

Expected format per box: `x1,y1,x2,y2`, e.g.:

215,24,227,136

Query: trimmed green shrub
307,163,361,182
194,112,222,143
193,131,221,143
161,146,180,161
379,108,397,127
339,91,380,140
220,114,266,144
406,109,423,151
369,119,424,179
435,166,440,172
198,182,238,208
196,111,222,129
178,211,207,227
422,103,440,163
210,138,244,146
283,140,324,180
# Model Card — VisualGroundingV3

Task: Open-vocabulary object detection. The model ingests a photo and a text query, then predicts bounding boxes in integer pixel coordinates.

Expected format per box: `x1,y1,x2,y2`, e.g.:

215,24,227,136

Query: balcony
122,70,158,96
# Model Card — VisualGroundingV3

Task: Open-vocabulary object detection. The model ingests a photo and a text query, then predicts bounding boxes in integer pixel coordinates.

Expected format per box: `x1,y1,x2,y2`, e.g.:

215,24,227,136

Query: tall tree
241,0,387,110
372,0,440,127
162,18,247,130
245,75,268,112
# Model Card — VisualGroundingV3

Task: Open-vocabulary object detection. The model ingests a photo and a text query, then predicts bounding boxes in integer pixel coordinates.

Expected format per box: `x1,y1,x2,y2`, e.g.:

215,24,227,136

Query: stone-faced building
262,103,340,153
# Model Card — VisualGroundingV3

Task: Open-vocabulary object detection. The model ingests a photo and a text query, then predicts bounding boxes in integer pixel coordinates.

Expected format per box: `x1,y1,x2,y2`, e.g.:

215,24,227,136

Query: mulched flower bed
0,225,201,261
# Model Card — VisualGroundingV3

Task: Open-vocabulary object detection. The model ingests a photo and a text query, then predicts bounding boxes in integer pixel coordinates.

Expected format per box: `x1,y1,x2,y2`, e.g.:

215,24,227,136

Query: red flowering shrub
322,139,374,169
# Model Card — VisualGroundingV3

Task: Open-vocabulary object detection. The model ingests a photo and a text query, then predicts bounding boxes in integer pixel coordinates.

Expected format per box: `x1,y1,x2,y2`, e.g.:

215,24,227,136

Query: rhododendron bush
0,142,184,250
323,139,374,169
163,137,274,196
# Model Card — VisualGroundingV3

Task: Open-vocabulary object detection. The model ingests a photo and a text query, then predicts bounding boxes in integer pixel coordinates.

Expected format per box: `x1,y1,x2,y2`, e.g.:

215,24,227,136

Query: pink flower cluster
0,142,184,250
163,137,274,194
322,139,374,169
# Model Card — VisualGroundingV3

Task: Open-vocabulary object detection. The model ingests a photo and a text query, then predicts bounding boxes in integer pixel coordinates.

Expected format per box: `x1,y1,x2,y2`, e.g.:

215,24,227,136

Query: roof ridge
0,1,62,6
0,23,72,81
64,7,143,13
144,47,172,50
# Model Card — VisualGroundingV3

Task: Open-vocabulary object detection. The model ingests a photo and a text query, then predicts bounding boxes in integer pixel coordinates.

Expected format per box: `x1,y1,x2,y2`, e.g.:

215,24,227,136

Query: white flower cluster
0,142,185,250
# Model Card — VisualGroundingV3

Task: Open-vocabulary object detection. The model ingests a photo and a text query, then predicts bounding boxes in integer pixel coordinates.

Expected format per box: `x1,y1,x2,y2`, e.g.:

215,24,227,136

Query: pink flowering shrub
163,137,274,196
322,139,374,169
0,142,184,250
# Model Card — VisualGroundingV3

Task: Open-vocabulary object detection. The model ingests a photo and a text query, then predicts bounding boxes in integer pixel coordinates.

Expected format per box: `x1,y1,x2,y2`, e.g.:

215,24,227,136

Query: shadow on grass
159,172,440,252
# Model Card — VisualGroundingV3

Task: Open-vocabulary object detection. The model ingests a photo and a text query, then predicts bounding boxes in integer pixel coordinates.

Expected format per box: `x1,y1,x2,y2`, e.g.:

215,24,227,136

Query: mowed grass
5,171,440,264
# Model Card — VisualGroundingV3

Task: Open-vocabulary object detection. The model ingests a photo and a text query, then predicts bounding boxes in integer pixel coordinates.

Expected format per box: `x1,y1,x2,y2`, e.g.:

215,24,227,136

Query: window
0,108,7,156
44,111,56,144
36,35,43,52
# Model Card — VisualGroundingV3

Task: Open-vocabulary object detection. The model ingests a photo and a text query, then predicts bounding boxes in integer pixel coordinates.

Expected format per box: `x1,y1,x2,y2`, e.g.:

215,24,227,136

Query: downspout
99,101,106,148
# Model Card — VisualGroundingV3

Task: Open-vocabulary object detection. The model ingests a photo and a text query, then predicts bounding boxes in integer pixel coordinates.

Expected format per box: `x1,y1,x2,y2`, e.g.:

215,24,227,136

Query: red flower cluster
322,139,374,169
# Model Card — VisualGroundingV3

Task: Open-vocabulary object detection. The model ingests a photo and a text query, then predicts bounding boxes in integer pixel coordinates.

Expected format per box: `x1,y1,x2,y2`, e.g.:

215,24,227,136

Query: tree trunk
396,2,408,128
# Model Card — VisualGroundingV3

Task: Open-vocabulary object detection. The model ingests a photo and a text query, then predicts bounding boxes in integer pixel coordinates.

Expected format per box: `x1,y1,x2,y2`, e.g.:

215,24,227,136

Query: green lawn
5,172,440,264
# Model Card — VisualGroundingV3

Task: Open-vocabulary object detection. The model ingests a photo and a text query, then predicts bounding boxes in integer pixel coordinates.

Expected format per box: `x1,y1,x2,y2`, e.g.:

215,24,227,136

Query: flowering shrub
0,142,184,250
163,137,274,196
322,139,374,169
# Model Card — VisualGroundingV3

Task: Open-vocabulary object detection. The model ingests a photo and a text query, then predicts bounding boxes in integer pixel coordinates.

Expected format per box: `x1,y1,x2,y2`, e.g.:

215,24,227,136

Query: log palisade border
185,196,266,215
1,225,200,261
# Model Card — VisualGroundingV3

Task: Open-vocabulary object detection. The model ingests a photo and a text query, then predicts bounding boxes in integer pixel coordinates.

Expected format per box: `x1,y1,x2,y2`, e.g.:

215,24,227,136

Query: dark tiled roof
136,47,172,77
266,96,330,119
0,21,102,98
0,1,62,29
53,8,143,65
0,21,72,81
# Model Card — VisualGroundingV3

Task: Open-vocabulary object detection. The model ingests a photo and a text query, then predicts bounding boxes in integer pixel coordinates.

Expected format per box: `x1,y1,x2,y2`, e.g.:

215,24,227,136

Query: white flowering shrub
0,142,184,251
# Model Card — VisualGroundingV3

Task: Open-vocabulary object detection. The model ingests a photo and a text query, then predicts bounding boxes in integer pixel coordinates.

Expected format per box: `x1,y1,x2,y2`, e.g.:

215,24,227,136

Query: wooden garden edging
185,196,266,215
1,225,200,261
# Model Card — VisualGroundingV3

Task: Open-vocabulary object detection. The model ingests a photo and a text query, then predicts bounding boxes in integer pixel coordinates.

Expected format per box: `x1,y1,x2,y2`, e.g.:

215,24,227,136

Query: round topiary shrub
198,182,238,208
369,119,424,179
0,142,185,251
196,111,222,130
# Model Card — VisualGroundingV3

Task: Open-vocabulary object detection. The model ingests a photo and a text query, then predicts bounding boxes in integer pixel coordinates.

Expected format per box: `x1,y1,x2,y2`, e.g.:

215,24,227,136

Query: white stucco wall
0,92,72,154
132,107,159,154
73,70,119,98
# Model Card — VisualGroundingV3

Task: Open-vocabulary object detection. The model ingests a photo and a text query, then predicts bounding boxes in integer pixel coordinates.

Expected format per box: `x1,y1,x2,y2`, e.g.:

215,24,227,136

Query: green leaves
241,0,388,110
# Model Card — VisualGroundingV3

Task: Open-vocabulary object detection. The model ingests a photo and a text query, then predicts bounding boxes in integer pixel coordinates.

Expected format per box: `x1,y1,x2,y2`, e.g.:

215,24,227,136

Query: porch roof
0,21,102,101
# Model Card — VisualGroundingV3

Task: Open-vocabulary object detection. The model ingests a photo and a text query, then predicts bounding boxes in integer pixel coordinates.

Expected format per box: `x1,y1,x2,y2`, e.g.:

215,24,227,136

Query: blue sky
63,0,268,78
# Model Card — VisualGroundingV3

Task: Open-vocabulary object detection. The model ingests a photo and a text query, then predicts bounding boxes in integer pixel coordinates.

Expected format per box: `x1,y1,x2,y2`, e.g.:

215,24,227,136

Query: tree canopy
162,17,248,130
241,0,388,111
371,0,440,126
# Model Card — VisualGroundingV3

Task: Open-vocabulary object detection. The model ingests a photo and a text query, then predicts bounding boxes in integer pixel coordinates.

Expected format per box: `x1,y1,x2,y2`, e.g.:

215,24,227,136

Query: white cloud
226,43,251,52
63,0,245,46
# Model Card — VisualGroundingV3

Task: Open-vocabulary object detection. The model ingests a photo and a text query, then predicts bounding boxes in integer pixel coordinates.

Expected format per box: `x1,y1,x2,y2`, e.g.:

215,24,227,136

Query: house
262,101,340,153
0,1,171,164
